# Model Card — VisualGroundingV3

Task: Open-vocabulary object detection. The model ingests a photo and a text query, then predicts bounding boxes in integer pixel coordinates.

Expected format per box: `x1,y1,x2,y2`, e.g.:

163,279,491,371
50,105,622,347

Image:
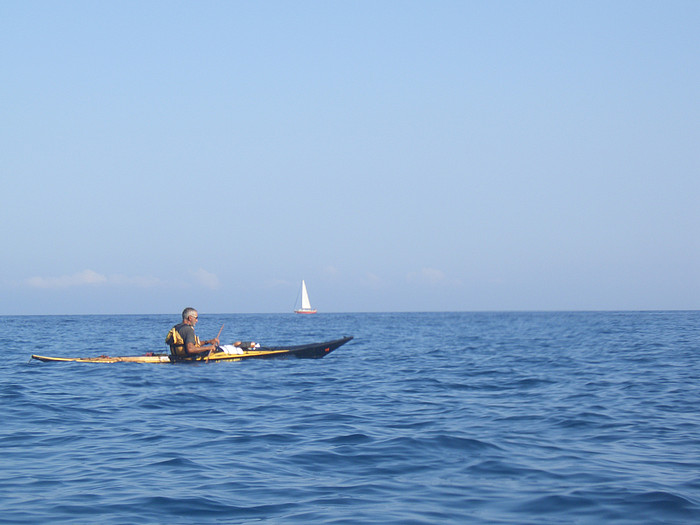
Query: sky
1,1,698,314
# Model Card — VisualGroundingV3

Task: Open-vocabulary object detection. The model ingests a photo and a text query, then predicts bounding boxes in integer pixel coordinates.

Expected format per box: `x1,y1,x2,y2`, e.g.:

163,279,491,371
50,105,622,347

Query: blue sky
1,1,698,314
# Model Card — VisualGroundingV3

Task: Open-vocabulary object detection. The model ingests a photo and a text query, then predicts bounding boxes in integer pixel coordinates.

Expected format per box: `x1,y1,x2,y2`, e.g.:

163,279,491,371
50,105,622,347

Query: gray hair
182,307,198,321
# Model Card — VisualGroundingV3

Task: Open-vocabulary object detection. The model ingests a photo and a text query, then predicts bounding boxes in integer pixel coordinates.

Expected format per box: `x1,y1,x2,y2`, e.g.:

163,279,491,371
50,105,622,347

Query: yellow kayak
31,336,353,364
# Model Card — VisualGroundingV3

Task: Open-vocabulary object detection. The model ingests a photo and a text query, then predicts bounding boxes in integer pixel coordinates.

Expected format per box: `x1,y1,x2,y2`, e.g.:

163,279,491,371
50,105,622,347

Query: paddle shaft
206,324,224,361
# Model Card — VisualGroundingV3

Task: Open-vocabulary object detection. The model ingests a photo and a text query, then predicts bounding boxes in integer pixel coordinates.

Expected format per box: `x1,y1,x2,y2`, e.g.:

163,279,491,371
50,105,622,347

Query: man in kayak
166,307,220,358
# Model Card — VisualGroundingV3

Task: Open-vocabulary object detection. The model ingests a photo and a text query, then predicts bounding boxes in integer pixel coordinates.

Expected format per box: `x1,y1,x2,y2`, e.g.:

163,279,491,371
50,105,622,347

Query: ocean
1,311,699,524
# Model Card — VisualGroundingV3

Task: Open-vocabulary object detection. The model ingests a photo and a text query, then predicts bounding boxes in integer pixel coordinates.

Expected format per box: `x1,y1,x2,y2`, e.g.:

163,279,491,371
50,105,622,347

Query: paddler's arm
186,341,219,354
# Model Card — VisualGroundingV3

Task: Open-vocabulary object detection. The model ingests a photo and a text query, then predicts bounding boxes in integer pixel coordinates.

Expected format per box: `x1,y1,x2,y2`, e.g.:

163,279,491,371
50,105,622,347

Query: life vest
165,326,201,357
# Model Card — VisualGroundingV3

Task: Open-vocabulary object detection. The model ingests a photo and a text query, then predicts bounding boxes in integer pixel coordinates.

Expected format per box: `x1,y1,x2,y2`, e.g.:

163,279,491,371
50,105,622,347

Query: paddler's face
188,313,199,326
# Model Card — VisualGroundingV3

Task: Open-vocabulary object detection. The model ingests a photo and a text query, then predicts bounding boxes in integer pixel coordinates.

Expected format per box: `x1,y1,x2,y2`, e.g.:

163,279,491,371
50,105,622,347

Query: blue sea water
1,311,699,524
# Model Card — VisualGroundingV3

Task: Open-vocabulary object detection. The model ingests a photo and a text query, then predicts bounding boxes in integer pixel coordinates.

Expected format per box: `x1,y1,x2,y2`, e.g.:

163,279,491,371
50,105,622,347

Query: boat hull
31,336,352,364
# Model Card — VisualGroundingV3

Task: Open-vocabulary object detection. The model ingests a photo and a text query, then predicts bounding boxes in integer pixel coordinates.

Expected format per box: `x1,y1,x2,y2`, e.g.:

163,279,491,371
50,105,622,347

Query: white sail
301,280,312,310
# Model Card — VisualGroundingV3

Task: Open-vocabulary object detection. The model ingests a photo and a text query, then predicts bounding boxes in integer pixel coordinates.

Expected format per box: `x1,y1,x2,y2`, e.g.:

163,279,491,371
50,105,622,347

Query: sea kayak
31,336,353,364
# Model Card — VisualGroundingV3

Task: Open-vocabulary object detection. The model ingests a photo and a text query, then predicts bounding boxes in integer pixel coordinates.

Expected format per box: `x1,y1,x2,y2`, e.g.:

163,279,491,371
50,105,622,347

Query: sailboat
294,280,317,314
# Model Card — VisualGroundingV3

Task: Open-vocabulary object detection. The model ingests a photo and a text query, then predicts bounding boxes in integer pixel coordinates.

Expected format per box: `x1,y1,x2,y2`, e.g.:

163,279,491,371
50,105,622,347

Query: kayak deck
31,354,172,364
31,336,353,364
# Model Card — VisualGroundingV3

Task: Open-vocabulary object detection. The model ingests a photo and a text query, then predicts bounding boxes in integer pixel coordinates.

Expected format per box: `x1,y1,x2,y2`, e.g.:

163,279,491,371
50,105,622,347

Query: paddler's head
182,307,199,326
